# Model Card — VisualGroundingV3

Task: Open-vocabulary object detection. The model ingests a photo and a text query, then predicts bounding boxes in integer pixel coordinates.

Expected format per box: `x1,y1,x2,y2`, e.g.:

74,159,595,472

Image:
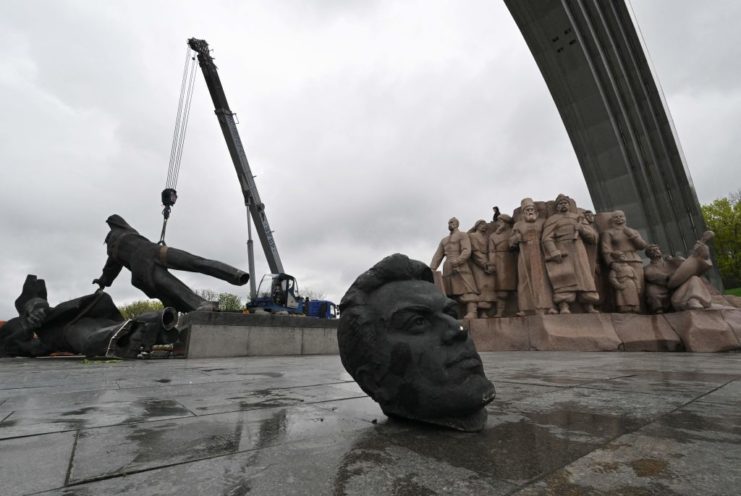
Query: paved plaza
1,352,740,495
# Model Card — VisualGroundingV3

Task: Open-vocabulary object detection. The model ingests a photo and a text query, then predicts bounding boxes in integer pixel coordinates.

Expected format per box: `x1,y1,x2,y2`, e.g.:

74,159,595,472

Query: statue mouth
446,351,482,370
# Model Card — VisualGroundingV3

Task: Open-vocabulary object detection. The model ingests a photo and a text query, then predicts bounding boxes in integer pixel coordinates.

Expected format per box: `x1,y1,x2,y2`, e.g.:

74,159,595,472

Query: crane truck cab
246,273,337,319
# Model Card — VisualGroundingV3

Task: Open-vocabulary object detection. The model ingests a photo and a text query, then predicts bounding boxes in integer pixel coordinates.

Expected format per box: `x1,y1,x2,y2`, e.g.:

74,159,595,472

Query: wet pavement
1,352,740,495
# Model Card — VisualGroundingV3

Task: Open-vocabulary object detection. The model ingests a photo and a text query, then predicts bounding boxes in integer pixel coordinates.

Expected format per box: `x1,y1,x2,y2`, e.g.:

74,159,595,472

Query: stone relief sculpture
607,252,641,313
468,220,497,318
94,215,249,313
542,194,600,314
581,210,601,291
509,198,555,316
489,213,517,317
644,231,715,313
428,195,721,320
600,210,648,297
430,217,479,320
0,275,178,358
337,254,496,431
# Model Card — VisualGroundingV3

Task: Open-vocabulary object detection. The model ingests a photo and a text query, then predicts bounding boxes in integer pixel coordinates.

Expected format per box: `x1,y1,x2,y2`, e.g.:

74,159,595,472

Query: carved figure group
430,194,716,318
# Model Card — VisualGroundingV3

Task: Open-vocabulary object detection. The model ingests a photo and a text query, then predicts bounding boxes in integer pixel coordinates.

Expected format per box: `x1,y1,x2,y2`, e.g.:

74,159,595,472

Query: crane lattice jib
187,38,284,275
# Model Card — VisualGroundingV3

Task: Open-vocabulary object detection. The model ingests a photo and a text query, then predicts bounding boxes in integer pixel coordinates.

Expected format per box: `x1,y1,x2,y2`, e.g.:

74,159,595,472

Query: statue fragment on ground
94,215,249,312
0,275,178,358
430,217,479,320
338,254,496,432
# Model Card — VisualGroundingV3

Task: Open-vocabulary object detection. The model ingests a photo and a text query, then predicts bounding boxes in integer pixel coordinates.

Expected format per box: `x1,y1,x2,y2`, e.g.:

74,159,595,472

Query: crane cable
159,45,198,245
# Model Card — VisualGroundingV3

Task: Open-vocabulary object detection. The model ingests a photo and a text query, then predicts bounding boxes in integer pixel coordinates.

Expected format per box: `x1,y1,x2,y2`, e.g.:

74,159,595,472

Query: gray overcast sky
1,0,739,317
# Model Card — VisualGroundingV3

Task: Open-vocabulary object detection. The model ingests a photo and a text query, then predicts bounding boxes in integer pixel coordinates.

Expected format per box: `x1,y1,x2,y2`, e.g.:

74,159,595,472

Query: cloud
0,0,738,316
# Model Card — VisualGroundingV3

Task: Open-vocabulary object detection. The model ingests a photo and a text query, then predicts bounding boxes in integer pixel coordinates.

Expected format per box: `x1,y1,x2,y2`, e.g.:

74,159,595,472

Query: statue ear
356,364,391,403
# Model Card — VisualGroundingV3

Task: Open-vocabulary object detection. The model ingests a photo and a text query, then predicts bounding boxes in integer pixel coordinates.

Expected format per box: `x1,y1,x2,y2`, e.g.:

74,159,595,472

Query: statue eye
405,315,428,333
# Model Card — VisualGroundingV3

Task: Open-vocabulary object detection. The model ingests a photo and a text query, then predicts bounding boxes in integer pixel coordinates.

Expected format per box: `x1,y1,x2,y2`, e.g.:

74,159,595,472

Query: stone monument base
180,311,338,358
468,308,741,353
178,308,741,358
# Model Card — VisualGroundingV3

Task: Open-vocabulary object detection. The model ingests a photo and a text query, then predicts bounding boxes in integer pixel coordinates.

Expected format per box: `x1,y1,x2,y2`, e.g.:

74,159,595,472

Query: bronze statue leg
161,247,249,285
149,269,208,312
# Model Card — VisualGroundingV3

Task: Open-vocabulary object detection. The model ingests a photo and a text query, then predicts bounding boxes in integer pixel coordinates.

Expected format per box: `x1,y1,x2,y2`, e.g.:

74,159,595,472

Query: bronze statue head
338,254,495,431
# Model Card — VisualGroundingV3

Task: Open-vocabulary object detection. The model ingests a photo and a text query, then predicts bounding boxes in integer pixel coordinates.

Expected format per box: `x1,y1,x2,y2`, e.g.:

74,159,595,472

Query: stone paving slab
0,352,740,495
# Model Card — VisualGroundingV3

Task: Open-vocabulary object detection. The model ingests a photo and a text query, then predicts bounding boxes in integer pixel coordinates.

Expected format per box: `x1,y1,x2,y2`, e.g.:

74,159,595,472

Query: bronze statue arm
94,257,123,288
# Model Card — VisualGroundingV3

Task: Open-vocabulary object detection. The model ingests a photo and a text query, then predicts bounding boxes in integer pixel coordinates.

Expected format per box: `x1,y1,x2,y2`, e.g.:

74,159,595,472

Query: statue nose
442,321,468,344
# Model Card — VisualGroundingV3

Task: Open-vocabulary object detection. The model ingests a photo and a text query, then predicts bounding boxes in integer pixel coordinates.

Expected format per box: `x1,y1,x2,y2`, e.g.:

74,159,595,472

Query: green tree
195,289,244,312
118,299,164,319
217,292,243,311
702,191,741,289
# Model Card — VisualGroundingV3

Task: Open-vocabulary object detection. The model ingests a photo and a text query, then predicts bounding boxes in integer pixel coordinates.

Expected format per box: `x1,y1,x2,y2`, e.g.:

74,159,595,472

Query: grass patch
725,287,741,297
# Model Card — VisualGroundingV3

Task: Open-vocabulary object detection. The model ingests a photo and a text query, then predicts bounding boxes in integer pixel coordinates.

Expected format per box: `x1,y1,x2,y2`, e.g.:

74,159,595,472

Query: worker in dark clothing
93,215,249,312
1,275,178,358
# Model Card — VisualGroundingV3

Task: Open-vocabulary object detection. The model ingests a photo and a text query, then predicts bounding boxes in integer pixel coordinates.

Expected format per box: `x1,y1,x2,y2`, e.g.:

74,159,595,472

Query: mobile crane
186,38,336,318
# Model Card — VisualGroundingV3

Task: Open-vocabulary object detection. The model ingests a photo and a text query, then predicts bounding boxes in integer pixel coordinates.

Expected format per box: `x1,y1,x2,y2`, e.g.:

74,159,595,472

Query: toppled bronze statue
338,254,496,432
94,215,249,312
0,275,178,358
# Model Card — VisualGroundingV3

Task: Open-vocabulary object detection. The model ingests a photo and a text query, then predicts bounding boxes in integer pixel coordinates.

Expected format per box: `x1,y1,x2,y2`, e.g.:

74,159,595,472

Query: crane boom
187,38,284,275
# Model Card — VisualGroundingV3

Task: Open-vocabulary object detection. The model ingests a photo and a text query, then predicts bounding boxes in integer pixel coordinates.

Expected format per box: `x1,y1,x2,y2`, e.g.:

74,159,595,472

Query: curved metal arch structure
504,0,708,262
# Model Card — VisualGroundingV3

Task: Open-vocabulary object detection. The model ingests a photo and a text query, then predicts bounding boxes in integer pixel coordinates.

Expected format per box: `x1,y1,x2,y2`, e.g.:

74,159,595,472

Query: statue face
611,211,626,226
448,218,459,232
556,198,570,212
646,246,663,260
476,222,487,233
362,280,495,419
495,221,508,234
523,205,537,222
584,211,595,223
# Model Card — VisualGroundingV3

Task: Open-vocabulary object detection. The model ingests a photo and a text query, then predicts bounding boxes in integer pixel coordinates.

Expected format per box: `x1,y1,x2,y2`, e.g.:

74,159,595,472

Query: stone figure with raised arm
600,210,648,296
430,217,479,320
607,251,641,313
541,194,600,314
509,198,555,315
468,220,497,318
488,213,517,317
93,215,249,313
644,231,715,313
